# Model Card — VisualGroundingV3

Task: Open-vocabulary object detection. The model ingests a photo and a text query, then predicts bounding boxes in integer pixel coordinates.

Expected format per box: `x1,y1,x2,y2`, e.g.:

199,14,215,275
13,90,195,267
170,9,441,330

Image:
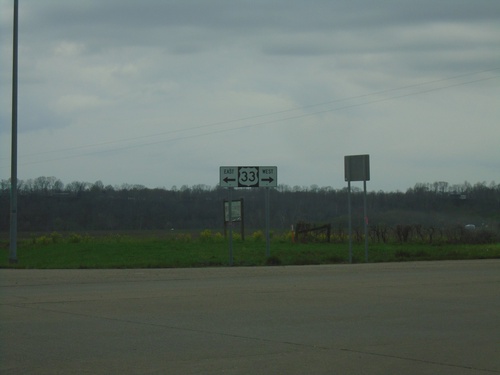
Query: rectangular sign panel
220,166,277,188
344,154,370,182
224,200,242,221
220,166,238,187
258,166,278,187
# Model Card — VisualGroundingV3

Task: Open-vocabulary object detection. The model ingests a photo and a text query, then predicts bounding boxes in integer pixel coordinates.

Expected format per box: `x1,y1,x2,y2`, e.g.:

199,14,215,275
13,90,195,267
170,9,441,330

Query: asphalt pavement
1,259,499,374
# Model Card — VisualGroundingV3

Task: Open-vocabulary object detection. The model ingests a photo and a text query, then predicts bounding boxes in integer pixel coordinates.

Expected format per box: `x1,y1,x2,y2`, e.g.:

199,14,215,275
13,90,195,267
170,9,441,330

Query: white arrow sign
258,166,278,187
220,167,238,187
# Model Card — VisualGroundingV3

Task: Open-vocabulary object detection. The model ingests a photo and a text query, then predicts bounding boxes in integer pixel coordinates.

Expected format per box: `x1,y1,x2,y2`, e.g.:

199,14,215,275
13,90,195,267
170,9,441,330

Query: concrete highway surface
1,260,499,374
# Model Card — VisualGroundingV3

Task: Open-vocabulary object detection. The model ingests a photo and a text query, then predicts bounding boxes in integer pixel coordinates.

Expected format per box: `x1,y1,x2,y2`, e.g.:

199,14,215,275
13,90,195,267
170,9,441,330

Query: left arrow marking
223,177,236,183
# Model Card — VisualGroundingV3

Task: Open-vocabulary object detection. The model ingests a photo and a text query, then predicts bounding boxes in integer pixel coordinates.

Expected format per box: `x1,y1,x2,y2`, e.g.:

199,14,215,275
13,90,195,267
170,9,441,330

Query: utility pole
10,0,19,264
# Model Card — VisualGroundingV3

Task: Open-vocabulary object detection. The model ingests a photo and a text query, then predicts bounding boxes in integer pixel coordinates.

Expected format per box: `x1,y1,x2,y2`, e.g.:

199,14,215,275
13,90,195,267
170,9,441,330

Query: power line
2,69,499,168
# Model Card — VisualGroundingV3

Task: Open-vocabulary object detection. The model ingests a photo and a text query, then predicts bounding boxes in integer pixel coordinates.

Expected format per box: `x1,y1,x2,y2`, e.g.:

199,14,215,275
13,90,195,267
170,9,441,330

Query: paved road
1,260,499,374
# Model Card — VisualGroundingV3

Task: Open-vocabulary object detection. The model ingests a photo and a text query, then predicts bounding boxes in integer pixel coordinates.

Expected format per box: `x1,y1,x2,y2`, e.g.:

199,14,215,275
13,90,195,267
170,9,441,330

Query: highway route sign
220,166,277,188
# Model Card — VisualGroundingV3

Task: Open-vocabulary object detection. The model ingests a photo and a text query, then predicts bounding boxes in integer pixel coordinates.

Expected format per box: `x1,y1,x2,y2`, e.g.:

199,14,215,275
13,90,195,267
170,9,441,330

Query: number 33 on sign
238,167,259,187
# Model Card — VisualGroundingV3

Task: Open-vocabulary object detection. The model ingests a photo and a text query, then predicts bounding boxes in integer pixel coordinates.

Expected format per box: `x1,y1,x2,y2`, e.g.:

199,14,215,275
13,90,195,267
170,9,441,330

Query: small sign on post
345,154,370,182
223,199,244,240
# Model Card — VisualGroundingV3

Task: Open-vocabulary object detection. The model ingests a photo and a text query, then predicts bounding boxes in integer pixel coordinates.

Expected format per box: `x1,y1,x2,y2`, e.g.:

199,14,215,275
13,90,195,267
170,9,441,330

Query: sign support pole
347,180,352,263
265,187,270,258
228,188,233,266
9,0,19,264
363,180,368,262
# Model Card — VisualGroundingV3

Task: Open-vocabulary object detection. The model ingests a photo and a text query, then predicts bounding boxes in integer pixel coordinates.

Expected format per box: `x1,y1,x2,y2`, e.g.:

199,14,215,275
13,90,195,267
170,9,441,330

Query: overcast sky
1,0,499,191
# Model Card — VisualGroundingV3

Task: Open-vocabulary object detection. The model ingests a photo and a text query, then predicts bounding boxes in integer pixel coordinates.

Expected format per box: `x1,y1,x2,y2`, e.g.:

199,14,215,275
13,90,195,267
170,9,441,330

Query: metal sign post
228,188,233,266
344,155,370,263
347,180,352,263
265,188,270,258
9,0,19,264
363,180,368,262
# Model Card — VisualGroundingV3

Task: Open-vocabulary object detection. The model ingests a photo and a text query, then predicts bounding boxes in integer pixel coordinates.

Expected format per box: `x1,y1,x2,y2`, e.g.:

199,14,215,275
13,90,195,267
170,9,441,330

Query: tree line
1,177,499,238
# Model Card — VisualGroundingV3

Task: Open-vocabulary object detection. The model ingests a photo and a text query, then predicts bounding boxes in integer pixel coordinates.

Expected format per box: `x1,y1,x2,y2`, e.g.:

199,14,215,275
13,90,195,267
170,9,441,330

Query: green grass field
2,231,500,269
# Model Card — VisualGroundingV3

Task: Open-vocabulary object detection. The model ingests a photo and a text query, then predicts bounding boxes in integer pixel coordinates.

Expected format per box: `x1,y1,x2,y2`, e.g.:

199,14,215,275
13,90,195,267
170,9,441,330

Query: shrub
252,230,264,242
199,230,224,242
34,233,72,245
213,232,224,242
35,236,52,245
68,233,82,243
462,229,498,244
51,232,63,243
199,229,213,242
68,233,91,243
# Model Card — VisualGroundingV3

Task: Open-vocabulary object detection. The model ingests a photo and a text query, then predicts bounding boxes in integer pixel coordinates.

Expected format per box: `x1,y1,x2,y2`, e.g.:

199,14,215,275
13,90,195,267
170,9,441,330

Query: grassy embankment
1,230,499,269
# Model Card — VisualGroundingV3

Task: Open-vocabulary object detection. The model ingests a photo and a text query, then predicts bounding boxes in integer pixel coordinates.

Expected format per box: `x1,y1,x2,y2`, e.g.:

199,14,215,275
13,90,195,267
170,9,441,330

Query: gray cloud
1,0,499,191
